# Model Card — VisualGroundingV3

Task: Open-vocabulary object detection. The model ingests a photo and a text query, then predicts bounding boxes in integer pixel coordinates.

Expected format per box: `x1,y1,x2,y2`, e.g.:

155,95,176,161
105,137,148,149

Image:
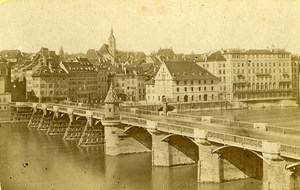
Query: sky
1,0,300,55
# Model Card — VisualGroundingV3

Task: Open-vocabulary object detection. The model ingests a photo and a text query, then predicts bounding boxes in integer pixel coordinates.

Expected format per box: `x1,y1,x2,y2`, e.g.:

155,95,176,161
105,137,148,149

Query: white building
146,61,219,103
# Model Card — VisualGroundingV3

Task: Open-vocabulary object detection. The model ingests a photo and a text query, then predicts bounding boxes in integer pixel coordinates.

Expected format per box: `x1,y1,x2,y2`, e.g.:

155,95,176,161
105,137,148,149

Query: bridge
9,87,300,190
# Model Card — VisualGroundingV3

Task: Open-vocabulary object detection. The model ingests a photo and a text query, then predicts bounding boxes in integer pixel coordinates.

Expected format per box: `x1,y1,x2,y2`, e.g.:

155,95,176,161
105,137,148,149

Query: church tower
59,46,65,61
108,27,116,58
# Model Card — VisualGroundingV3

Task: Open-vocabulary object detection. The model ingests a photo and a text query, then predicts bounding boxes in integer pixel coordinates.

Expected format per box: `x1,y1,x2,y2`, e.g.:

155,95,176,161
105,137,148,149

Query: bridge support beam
152,133,196,167
102,120,150,156
262,142,294,190
197,142,222,183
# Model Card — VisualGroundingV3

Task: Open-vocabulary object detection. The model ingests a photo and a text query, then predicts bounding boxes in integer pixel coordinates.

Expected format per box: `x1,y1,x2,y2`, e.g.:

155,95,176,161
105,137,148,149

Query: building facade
96,66,109,102
0,58,12,110
31,68,69,102
198,48,293,102
291,55,299,102
60,57,98,103
146,61,219,103
112,66,147,101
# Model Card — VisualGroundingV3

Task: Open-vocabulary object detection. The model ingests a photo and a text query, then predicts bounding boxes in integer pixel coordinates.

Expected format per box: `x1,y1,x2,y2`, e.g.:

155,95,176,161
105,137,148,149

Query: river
1,106,300,190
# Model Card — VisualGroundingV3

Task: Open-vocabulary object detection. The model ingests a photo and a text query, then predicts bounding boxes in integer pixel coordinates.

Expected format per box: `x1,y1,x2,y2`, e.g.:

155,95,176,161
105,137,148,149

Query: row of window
235,92,291,100
176,86,214,92
176,80,215,85
231,54,289,59
233,62,290,67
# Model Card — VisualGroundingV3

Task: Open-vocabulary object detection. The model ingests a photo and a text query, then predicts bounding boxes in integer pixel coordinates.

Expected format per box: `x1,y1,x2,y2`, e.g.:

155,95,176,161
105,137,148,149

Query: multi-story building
60,57,98,103
0,50,23,66
146,61,219,103
197,48,293,102
291,55,299,101
96,65,109,102
0,58,12,110
111,66,147,101
31,66,69,102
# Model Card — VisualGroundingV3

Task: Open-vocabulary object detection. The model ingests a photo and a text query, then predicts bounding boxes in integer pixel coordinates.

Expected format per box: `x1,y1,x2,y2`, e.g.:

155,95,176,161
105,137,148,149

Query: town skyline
1,0,300,54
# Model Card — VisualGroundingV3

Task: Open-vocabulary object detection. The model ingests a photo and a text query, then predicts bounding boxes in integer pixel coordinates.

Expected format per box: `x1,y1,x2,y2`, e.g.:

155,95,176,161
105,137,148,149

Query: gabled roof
32,66,68,77
207,51,226,62
104,83,120,103
164,61,218,80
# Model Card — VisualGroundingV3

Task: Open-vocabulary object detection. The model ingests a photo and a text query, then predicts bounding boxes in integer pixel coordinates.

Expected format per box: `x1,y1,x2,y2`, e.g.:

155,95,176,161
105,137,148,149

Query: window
204,87,206,91
184,81,187,85
199,87,201,91
185,87,187,91
204,80,206,84
177,96,179,102
191,87,193,91
177,88,179,92
211,86,214,90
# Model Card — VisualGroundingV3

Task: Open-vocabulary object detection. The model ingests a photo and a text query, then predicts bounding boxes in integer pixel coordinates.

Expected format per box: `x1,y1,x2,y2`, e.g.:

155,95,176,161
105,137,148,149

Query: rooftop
164,61,218,80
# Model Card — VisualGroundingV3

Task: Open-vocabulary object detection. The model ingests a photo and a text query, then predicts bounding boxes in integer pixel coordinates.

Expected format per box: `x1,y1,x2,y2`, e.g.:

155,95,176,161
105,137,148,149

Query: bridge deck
125,113,300,147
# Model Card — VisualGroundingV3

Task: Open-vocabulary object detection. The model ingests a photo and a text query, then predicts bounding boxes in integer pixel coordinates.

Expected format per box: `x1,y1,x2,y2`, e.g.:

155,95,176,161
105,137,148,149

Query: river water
1,107,300,190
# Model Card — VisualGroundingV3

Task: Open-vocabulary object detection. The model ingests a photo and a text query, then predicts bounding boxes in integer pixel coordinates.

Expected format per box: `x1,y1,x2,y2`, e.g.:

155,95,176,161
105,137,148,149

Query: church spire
59,46,65,61
108,27,116,59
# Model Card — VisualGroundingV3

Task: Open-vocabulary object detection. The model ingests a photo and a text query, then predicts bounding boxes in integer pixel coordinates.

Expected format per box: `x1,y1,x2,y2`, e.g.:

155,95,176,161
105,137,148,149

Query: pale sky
1,0,300,54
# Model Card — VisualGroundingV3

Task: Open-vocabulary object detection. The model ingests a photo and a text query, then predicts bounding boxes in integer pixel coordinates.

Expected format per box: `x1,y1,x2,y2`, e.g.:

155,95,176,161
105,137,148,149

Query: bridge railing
47,105,54,110
120,108,160,116
281,144,300,159
167,112,202,122
207,131,262,151
210,118,254,129
157,122,194,136
266,125,300,136
135,109,160,116
120,115,147,126
73,109,86,115
58,107,68,112
93,111,104,118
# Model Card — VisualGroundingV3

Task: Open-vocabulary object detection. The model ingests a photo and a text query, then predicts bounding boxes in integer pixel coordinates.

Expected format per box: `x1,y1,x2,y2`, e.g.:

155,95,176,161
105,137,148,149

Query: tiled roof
0,50,22,58
207,51,226,62
104,83,120,103
32,66,68,77
157,48,175,57
0,57,8,62
182,54,205,62
99,44,110,55
86,49,99,60
164,61,218,80
62,57,97,73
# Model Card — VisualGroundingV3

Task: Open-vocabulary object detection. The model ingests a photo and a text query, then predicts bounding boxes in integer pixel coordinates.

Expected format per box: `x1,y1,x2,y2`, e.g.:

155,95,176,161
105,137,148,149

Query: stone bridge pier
262,142,300,190
102,84,151,156
152,132,198,167
102,119,151,156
